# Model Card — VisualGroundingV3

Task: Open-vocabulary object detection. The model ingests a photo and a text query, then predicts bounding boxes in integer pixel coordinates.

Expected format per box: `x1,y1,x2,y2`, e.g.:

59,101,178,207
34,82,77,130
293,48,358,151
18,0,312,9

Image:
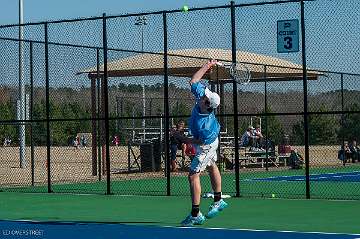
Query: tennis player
181,59,228,226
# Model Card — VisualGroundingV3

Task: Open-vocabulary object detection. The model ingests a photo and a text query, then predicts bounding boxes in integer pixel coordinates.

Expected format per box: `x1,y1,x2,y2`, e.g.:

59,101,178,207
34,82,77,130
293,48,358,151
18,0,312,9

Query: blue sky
0,0,250,25
1,0,358,74
0,0,359,92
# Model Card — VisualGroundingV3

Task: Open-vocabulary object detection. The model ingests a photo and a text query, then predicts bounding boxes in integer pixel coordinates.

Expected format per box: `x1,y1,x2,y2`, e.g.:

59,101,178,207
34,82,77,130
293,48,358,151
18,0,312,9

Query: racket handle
215,62,224,66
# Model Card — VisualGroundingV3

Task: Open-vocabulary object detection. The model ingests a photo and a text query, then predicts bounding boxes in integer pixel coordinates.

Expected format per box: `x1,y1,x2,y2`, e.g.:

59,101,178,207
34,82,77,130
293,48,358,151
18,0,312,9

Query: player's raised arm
189,59,218,85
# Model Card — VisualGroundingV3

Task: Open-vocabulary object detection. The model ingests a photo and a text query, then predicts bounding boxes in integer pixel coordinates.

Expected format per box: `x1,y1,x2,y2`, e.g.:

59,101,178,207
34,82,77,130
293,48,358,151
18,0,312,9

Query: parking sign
277,19,299,53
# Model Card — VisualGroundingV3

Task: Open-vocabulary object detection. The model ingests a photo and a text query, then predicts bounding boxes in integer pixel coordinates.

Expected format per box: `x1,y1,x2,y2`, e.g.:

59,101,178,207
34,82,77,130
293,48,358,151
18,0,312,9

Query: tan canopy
79,48,321,82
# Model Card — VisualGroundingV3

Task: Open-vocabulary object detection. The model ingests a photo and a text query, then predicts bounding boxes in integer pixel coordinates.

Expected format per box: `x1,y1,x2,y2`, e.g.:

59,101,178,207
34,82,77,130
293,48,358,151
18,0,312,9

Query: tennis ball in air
181,5,189,12
271,193,276,198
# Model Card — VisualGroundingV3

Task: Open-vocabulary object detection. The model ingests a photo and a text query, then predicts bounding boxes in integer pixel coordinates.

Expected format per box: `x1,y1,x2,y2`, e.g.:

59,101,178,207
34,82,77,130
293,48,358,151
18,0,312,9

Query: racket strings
230,64,251,84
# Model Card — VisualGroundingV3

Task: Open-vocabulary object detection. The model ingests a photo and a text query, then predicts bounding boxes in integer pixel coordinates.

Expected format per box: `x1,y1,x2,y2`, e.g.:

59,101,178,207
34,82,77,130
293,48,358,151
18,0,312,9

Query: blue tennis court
250,171,360,182
1,220,360,239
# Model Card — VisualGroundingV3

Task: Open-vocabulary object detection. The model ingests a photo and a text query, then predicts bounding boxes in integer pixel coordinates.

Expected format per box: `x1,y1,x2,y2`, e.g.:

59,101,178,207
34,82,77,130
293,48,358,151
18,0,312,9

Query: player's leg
208,164,221,196
189,171,202,221
189,171,202,206
206,168,228,218
181,170,206,226
205,140,228,218
181,144,208,226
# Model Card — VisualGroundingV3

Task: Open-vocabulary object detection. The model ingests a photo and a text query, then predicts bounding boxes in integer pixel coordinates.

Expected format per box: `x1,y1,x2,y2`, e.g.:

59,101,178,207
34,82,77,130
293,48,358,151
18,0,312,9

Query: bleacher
219,136,291,170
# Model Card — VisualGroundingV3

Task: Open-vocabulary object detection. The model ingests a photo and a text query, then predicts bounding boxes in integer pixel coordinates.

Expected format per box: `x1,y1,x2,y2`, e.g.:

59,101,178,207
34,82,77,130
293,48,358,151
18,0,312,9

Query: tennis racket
215,62,251,85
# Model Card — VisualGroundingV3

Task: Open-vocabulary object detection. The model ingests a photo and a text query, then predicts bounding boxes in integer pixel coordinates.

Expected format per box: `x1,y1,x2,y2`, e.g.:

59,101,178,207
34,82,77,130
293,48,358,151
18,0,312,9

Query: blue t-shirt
188,82,220,145
240,131,249,147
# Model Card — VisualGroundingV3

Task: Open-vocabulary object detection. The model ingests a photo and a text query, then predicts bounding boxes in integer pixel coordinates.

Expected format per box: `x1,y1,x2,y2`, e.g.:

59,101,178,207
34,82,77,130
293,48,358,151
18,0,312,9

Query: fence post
300,0,310,199
230,1,240,197
97,54,102,182
102,13,111,195
30,41,35,187
340,73,345,166
162,12,171,196
44,22,52,193
91,49,98,176
264,65,269,171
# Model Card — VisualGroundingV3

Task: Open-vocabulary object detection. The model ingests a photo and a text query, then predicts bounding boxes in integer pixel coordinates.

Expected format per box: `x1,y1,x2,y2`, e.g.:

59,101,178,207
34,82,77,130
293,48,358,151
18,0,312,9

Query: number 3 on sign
284,36,293,50
277,19,299,53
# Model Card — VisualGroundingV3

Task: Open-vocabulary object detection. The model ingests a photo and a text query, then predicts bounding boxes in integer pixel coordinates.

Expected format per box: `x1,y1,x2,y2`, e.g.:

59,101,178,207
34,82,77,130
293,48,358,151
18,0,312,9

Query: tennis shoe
206,199,228,218
181,212,206,226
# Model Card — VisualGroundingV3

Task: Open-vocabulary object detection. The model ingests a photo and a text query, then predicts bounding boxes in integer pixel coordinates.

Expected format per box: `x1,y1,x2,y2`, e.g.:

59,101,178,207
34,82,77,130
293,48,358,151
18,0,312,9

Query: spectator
73,135,80,149
349,139,360,163
240,126,259,150
112,135,120,146
278,134,292,155
170,120,187,172
261,138,275,154
67,136,74,146
240,126,253,147
254,124,264,149
81,135,87,148
3,137,11,147
289,149,304,169
338,141,352,163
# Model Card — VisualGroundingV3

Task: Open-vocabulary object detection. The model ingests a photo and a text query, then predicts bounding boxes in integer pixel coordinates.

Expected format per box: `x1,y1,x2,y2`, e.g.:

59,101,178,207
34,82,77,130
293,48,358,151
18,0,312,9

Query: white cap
204,88,220,109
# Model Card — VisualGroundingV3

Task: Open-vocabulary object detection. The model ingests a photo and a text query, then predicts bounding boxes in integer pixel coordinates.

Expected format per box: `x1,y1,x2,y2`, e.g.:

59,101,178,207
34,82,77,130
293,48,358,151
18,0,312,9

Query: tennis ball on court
271,193,276,198
181,5,189,12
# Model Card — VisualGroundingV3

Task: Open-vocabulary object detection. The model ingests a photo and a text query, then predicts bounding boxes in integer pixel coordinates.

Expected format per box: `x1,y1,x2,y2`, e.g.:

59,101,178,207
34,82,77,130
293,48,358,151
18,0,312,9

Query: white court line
167,224,360,236
242,171,360,182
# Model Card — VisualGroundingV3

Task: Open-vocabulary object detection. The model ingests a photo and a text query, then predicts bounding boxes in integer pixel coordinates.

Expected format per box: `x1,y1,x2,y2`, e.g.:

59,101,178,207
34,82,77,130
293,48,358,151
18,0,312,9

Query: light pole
19,0,26,168
135,16,147,142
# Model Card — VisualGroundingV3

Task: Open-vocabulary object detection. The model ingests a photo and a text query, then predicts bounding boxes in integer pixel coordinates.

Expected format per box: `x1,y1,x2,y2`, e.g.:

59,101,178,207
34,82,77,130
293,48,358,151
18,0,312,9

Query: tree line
0,84,358,146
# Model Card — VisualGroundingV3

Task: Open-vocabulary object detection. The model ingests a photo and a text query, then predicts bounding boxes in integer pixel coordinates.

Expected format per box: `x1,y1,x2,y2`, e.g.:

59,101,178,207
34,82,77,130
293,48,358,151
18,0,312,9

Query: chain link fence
0,0,359,199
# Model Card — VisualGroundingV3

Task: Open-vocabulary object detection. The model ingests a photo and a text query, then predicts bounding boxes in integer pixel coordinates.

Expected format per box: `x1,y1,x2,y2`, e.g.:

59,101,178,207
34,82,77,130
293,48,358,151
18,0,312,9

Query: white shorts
190,138,219,173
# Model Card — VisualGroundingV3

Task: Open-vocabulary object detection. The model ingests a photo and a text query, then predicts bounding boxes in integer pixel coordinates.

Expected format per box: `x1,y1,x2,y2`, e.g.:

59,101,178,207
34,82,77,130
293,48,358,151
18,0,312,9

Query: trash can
152,138,161,171
140,140,161,172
